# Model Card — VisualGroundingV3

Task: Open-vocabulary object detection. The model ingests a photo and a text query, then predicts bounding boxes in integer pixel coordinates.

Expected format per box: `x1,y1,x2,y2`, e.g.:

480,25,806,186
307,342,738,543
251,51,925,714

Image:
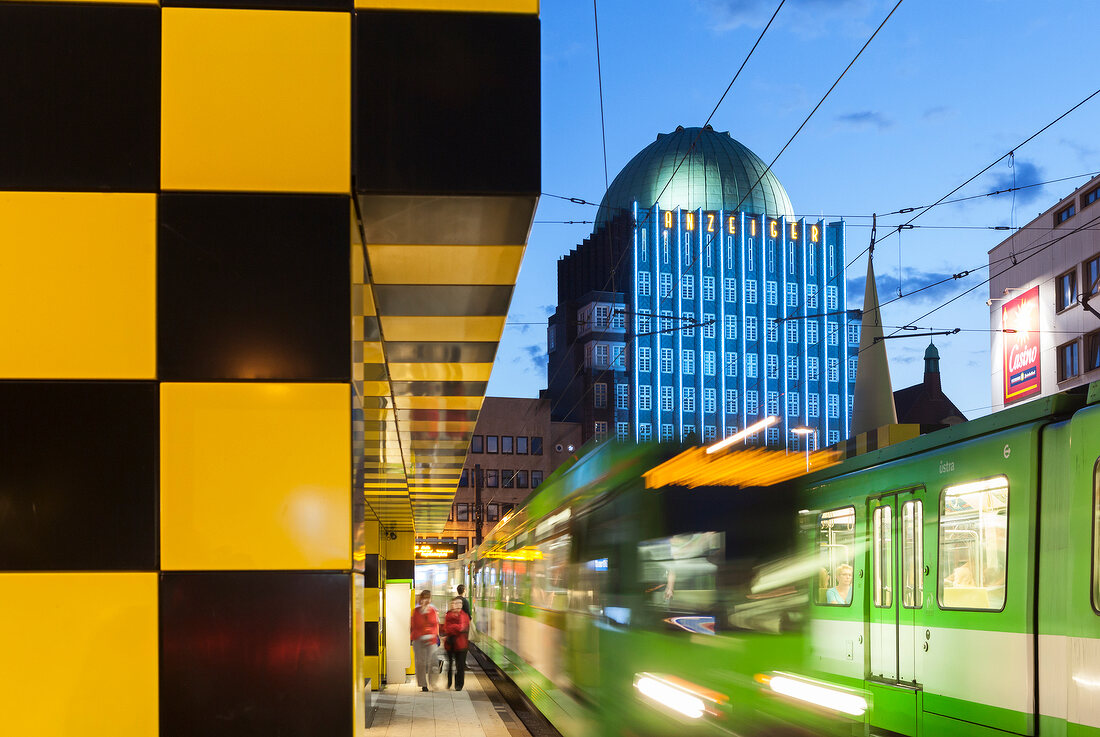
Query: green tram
450,441,865,737
798,387,1100,737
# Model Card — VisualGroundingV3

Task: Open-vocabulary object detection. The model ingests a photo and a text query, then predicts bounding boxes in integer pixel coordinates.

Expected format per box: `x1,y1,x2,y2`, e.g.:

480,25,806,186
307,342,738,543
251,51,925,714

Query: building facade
548,126,857,449
417,397,582,554
988,174,1100,411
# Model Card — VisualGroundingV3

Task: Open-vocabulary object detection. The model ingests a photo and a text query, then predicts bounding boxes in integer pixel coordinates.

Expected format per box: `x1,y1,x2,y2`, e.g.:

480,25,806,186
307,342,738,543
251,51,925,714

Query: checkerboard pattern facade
0,1,538,734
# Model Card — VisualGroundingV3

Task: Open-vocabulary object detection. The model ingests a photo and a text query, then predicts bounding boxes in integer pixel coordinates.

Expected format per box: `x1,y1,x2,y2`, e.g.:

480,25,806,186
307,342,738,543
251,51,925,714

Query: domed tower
547,127,853,450
594,125,794,229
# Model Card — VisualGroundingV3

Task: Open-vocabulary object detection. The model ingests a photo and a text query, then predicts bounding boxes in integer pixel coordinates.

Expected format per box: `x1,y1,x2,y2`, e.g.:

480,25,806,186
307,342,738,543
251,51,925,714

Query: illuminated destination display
1002,286,1041,405
415,544,457,560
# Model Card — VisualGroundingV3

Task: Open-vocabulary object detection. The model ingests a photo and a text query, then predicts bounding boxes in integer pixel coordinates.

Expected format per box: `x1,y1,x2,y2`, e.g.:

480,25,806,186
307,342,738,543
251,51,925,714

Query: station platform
370,648,558,737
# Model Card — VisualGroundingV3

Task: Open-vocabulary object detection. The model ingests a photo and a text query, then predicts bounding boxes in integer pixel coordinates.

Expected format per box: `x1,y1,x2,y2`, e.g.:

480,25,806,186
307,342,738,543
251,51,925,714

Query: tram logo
1002,286,1041,405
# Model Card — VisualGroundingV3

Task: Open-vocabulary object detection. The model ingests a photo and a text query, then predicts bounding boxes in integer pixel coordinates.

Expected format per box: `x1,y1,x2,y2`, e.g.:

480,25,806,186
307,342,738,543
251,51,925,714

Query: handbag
467,617,479,644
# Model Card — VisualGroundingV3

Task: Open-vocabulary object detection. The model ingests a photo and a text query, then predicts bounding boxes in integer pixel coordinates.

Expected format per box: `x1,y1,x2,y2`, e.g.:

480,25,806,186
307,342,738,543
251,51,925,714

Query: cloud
985,158,1045,206
1059,137,1099,163
693,0,870,32
521,343,548,375
922,105,955,122
835,111,893,130
848,266,963,306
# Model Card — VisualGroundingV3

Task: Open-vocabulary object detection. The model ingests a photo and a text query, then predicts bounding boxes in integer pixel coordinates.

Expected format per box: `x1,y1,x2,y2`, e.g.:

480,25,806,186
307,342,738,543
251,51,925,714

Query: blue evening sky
488,0,1100,419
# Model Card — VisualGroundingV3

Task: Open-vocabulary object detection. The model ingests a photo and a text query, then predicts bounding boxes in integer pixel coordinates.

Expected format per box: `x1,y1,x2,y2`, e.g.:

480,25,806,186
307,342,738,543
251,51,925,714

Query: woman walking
410,590,439,692
442,596,471,691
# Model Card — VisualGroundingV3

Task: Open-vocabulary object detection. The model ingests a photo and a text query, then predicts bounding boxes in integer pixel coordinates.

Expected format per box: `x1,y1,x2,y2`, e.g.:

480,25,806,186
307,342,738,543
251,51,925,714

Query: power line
593,0,609,192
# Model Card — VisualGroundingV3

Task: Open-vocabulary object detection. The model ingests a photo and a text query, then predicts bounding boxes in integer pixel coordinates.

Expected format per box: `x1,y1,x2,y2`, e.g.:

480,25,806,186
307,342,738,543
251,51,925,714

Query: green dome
595,125,794,228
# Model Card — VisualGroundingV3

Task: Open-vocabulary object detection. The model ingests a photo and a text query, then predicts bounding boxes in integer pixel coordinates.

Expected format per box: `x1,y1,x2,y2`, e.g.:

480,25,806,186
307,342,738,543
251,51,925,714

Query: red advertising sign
1002,286,1041,405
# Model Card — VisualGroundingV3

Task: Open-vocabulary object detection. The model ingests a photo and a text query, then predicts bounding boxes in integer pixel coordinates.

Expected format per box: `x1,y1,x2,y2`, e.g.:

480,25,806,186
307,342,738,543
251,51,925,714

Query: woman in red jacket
409,589,439,692
442,596,471,691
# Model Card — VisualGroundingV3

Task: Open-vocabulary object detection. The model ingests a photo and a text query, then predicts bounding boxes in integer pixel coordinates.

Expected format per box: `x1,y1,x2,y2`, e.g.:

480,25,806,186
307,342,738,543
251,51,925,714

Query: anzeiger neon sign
1002,286,1041,405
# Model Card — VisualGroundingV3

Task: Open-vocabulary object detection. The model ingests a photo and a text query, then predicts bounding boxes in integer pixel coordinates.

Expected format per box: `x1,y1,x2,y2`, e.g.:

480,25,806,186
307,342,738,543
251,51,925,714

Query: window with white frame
682,349,695,375
787,321,799,343
725,315,737,340
808,393,820,417
767,319,778,343
808,356,819,381
787,355,799,380
683,311,695,337
595,304,610,329
787,393,800,417
703,276,715,301
807,284,818,308
578,305,593,335
849,395,854,416
584,343,593,366
640,228,648,262
828,394,839,418
766,391,779,416
745,280,758,304
848,356,858,380
828,430,839,445
787,283,798,307
594,421,607,436
660,272,672,297
704,388,716,413
611,309,625,329
639,385,652,411
593,382,607,408
616,383,628,410
724,278,737,302
766,427,779,446
745,316,758,341
661,386,673,412
640,423,652,441
746,353,758,378
616,422,629,440
790,432,800,451
847,323,860,346
726,353,738,377
767,354,778,379
807,321,819,345
639,347,652,372
638,310,652,334
703,426,716,440
745,390,759,415
595,344,609,367
660,424,674,441
703,313,716,338
826,286,838,310
766,281,778,306
660,310,673,334
683,424,696,438
725,389,739,414
682,274,694,300
704,350,716,375
638,271,651,297
828,358,839,382
683,387,695,413
828,321,838,346
661,348,673,373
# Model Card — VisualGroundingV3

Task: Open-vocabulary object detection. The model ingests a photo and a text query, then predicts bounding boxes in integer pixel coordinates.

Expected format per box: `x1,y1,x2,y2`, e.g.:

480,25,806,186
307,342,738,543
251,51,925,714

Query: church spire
851,252,897,436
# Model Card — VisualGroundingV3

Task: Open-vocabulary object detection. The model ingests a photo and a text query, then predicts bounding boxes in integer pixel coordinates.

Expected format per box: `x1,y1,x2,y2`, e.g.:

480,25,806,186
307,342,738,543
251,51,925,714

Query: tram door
867,490,925,735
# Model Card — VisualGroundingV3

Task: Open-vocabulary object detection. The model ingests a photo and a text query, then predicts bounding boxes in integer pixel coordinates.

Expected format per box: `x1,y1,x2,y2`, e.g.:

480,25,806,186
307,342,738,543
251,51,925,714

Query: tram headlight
757,672,868,717
633,672,727,720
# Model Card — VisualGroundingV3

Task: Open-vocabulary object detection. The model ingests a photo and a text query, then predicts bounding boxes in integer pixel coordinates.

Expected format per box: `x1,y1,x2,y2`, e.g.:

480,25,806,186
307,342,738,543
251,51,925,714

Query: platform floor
370,656,535,737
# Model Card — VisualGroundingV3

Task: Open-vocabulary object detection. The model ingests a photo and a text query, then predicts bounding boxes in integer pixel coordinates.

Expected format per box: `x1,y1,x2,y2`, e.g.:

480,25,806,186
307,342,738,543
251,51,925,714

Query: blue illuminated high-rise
547,126,858,449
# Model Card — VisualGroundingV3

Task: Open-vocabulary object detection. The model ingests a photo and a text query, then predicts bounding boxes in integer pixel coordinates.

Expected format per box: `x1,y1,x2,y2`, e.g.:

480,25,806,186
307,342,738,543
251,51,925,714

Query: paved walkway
369,656,534,737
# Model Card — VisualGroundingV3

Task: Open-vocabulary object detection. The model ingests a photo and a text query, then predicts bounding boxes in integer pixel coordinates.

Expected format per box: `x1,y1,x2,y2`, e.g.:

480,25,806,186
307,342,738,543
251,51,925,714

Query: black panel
384,341,497,363
0,382,157,571
161,572,352,737
386,559,414,580
364,622,379,656
358,194,537,246
391,381,487,396
158,194,350,381
363,554,379,587
164,0,348,9
0,4,158,191
355,11,539,195
373,285,513,317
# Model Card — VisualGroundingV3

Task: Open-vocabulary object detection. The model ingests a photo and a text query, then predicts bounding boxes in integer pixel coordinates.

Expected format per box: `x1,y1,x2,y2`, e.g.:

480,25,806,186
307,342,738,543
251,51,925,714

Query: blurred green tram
797,387,1100,737
448,441,867,737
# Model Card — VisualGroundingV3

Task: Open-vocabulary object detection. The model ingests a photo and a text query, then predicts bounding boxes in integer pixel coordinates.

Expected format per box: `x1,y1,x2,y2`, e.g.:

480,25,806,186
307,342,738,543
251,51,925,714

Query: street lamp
792,427,817,474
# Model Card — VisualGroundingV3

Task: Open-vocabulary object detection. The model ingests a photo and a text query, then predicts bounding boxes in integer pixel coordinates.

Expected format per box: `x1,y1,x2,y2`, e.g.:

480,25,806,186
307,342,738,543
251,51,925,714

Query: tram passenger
944,560,974,588
826,564,853,605
410,589,440,692
443,597,471,691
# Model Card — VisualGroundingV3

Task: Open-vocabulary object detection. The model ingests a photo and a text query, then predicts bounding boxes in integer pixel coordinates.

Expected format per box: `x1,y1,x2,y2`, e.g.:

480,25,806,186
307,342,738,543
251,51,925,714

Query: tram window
938,477,1008,611
531,533,571,611
816,507,855,606
873,505,893,608
902,500,924,608
638,532,723,631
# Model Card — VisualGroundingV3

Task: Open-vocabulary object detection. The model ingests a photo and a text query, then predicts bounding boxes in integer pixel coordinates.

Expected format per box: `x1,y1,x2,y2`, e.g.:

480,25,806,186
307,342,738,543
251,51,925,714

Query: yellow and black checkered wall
0,0,538,735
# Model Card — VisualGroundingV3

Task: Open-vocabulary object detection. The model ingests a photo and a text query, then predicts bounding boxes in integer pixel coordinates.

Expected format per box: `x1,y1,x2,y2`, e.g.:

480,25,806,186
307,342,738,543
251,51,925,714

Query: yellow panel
355,0,537,12
410,439,471,449
0,192,155,379
396,396,483,410
364,656,380,690
161,8,350,193
161,383,351,570
381,316,505,343
404,420,476,433
363,408,396,422
388,362,493,382
367,245,523,285
362,380,391,396
0,573,157,736
364,342,385,363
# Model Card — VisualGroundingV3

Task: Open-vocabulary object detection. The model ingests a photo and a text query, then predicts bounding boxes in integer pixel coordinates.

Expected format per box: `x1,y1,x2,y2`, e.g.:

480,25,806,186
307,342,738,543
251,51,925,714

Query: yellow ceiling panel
362,380,391,396
387,362,493,382
363,341,385,363
367,245,523,285
395,396,484,411
403,419,477,433
410,439,471,450
381,316,506,343
362,408,396,422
